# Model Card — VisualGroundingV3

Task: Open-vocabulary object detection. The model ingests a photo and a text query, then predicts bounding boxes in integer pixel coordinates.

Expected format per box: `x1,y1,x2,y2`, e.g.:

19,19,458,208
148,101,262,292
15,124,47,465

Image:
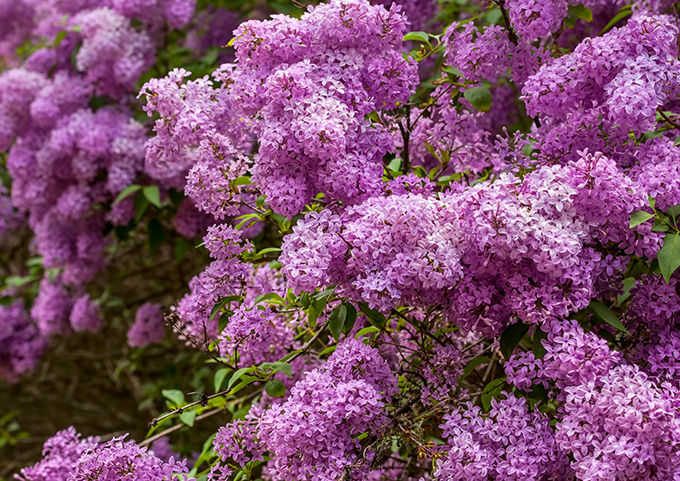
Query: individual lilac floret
127,302,165,347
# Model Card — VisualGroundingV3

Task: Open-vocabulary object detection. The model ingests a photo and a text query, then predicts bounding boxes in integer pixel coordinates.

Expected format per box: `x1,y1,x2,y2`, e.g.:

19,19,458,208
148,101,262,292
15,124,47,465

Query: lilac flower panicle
127,302,165,347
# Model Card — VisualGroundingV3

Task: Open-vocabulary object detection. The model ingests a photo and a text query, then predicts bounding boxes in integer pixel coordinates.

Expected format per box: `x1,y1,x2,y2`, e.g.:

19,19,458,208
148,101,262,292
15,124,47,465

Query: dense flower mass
15,427,99,481
142,0,419,218
0,301,47,382
257,339,397,480
7,0,680,479
436,394,572,480
281,151,650,334
16,427,195,481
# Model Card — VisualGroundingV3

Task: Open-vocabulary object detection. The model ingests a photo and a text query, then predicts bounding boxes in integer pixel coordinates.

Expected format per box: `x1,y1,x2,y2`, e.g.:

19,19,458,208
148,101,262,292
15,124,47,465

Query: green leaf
652,218,670,232
630,210,655,228
233,176,251,186
235,213,261,231
412,165,428,179
442,65,463,77
226,376,256,396
358,302,386,327
666,204,680,220
649,195,656,210
260,362,292,377
26,257,44,267
600,9,632,34
162,389,185,407
329,304,347,342
307,293,331,328
179,409,196,427
387,157,402,172
355,326,380,339
143,185,162,208
228,367,252,389
463,86,492,113
528,383,549,404
342,303,357,334
134,190,149,223
319,345,337,356
533,327,548,359
148,219,166,253
458,356,491,383
253,292,287,305
0,296,12,306
500,322,530,360
214,368,229,392
210,295,241,322
617,277,636,304
658,232,680,283
265,379,286,398
4,275,37,288
568,4,592,22
481,378,506,411
113,184,141,206
255,247,282,259
174,238,189,263
55,31,67,47
201,48,219,66
217,311,233,334
403,31,429,43
588,300,630,335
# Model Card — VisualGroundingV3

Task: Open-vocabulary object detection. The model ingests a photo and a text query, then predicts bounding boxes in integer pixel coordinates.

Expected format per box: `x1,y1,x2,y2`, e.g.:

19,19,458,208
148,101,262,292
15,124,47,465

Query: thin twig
287,320,330,363
658,108,680,130
141,407,224,447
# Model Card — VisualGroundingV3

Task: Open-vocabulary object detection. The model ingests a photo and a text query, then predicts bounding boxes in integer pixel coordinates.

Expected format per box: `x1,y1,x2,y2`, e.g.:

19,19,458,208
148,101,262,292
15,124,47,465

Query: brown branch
658,108,680,130
141,407,224,447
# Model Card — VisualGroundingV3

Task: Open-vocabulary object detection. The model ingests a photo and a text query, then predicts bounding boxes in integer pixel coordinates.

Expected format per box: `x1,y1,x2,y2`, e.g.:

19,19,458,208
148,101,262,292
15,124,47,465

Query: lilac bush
6,0,680,479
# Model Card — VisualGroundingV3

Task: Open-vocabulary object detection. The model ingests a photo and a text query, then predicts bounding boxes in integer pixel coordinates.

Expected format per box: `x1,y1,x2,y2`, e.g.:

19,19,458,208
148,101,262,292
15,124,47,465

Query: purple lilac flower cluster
127,302,165,347
0,0,203,380
436,394,572,480
142,0,418,218
281,151,648,334
17,427,195,481
0,301,48,383
523,15,680,135
255,338,397,480
557,364,680,479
